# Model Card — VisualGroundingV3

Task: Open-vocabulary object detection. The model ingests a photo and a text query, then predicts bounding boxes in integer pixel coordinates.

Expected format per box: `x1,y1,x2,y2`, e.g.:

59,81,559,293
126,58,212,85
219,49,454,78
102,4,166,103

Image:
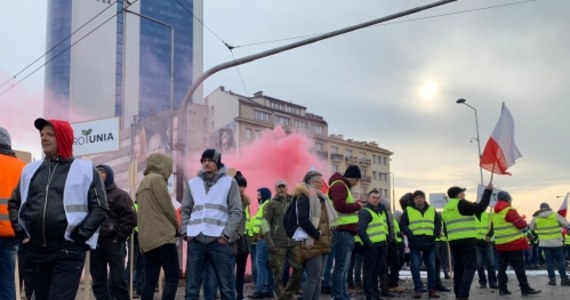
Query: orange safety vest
0,154,26,237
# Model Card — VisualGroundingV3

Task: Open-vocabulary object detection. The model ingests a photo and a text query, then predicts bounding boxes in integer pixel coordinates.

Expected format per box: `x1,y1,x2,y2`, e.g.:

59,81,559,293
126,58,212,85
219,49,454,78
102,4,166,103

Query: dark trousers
141,243,180,300
363,243,387,300
476,242,497,286
20,241,87,300
235,252,249,300
497,250,529,290
450,242,477,298
387,242,404,287
90,240,129,300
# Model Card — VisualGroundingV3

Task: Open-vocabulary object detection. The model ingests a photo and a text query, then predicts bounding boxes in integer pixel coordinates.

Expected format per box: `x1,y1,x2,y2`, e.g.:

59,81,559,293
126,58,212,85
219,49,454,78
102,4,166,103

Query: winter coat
136,153,178,253
327,172,360,234
399,202,441,250
96,165,137,243
494,200,529,251
529,208,570,247
8,120,107,247
263,193,297,249
296,184,333,261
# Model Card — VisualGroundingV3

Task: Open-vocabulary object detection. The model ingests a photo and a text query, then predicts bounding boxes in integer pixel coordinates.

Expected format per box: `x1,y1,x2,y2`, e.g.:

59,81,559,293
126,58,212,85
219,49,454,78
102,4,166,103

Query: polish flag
480,102,522,175
558,193,569,217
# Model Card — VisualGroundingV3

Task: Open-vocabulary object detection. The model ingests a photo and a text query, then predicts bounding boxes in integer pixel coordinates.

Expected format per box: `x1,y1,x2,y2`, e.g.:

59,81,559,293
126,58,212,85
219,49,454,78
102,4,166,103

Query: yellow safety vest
362,207,387,243
406,206,435,236
252,201,269,235
492,206,525,245
244,204,254,237
394,219,403,243
476,212,492,241
328,180,358,226
442,198,477,241
535,212,562,241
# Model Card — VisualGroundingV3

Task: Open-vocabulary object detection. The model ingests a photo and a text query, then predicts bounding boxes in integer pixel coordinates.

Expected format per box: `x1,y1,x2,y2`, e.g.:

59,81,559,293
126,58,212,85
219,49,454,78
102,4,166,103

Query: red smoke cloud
185,126,329,212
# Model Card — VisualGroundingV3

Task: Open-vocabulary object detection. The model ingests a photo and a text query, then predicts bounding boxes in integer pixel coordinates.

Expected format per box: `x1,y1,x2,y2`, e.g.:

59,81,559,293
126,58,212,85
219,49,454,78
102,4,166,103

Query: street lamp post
456,98,484,185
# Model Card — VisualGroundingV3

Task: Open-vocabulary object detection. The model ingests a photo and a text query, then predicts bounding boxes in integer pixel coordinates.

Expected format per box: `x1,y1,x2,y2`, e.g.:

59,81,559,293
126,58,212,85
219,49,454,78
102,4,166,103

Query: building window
254,110,271,122
316,143,324,151
345,149,353,158
332,164,339,173
275,115,290,127
359,152,366,159
384,189,389,197
311,124,324,135
384,156,389,165
372,154,377,164
245,128,253,139
372,171,377,181
255,130,262,138
331,145,338,154
293,119,308,129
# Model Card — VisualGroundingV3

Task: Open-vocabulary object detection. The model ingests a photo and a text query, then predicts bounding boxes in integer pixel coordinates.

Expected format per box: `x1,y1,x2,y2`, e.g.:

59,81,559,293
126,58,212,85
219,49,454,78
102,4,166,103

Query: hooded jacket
8,120,108,247
263,193,297,249
328,172,361,234
96,164,137,243
136,153,178,252
529,208,569,247
180,166,242,244
493,200,529,251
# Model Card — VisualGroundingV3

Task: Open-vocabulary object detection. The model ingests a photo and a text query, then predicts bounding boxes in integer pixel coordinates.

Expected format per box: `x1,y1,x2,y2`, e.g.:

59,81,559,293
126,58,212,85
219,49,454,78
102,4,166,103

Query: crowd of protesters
3,119,570,300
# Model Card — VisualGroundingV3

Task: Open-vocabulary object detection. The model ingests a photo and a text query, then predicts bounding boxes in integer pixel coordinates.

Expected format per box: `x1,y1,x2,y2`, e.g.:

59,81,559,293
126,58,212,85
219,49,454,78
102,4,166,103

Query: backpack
283,197,299,238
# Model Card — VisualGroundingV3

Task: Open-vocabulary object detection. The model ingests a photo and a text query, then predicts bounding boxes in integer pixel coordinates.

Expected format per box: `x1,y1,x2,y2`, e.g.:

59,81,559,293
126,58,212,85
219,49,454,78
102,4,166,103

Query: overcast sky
1,0,569,216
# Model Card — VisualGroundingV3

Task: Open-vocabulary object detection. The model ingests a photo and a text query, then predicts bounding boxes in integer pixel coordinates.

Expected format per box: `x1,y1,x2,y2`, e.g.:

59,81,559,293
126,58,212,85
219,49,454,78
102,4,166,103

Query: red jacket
494,201,529,251
328,172,361,234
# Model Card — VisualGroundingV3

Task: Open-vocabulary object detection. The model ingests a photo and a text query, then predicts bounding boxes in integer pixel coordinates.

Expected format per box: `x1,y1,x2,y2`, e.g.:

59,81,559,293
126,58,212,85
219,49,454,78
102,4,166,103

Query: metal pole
458,100,484,185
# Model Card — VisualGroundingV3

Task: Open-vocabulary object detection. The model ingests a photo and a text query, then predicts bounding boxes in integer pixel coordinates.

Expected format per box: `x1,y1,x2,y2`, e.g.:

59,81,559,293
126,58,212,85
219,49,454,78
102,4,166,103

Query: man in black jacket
8,118,108,300
91,164,137,300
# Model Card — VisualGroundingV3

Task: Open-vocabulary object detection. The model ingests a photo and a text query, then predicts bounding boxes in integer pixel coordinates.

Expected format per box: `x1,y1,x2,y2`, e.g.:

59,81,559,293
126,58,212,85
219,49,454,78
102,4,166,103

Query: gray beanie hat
303,170,322,184
0,127,12,148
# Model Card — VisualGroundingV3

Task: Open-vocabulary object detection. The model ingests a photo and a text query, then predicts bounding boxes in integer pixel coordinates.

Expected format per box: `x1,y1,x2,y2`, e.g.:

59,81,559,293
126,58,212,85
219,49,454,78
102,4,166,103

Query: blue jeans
321,251,334,289
410,248,436,292
254,239,274,293
249,243,257,284
142,243,180,300
185,239,235,300
348,244,363,284
331,230,354,300
202,254,236,300
0,238,18,300
541,246,568,280
476,242,497,286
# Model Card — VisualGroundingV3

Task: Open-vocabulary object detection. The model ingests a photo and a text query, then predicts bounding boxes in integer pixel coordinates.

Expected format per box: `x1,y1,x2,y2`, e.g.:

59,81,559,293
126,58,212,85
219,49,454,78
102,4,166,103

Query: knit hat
234,171,247,187
343,165,361,179
0,127,12,149
497,191,512,202
412,190,426,199
447,186,466,198
539,202,550,210
303,170,322,184
200,148,224,169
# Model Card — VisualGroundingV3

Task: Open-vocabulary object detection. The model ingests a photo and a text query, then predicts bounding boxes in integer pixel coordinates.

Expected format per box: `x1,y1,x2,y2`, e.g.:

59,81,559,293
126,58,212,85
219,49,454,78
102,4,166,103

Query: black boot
521,285,541,296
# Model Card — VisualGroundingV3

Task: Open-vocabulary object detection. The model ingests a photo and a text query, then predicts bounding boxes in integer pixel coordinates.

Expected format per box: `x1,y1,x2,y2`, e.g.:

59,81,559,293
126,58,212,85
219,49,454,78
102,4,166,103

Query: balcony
358,158,371,167
361,176,372,184
330,153,344,161
345,156,359,164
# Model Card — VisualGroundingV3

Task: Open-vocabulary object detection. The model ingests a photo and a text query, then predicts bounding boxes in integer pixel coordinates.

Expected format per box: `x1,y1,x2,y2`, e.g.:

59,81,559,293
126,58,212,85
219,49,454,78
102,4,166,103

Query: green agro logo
74,128,115,146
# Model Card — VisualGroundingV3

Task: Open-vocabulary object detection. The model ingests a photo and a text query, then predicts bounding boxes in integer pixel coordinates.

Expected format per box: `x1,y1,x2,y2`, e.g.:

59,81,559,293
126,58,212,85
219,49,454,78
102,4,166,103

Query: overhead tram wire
230,0,539,50
175,0,250,95
0,0,139,98
0,0,120,90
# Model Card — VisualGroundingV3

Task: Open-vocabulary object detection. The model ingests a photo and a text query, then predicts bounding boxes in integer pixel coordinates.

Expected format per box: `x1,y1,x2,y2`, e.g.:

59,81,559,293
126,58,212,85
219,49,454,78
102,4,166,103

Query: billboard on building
72,117,120,156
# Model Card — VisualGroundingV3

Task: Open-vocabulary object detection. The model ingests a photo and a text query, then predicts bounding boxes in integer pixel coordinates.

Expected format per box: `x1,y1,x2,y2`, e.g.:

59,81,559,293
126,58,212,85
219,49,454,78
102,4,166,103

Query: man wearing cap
181,148,243,300
441,184,492,300
8,118,108,300
328,165,363,300
493,190,540,296
0,127,26,300
91,164,137,300
400,190,441,299
529,202,570,286
263,179,303,299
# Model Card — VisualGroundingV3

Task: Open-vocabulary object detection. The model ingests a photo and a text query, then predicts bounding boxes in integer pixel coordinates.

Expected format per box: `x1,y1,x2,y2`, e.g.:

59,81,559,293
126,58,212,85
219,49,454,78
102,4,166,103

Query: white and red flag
558,193,569,217
480,102,522,175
